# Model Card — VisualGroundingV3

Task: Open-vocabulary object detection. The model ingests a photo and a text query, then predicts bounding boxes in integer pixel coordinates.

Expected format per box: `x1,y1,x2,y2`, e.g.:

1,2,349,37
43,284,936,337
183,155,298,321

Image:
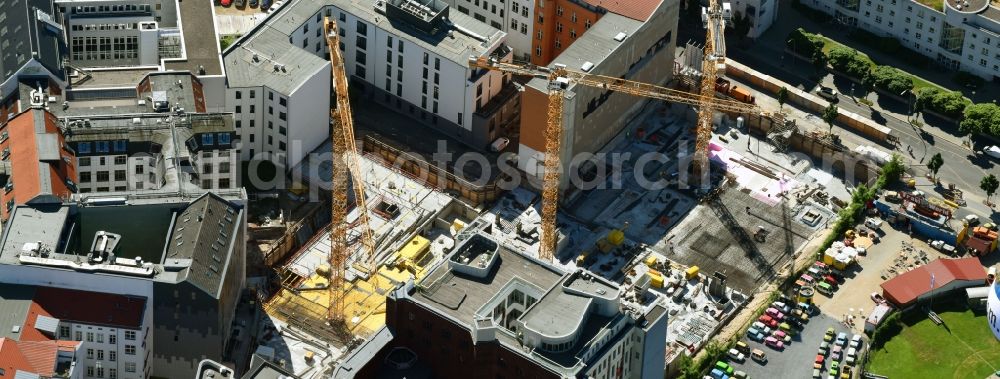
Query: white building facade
802,0,1000,80
56,0,182,67
61,311,152,379
444,0,535,60
730,0,779,39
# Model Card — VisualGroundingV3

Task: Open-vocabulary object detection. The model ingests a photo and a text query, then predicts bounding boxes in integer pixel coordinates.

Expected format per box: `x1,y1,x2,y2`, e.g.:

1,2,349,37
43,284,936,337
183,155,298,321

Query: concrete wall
725,60,894,144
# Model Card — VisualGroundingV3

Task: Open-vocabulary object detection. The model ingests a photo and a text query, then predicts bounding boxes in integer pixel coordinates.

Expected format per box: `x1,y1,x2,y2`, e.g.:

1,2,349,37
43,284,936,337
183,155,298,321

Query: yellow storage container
648,273,665,288
644,255,658,267
607,229,625,246
685,266,700,280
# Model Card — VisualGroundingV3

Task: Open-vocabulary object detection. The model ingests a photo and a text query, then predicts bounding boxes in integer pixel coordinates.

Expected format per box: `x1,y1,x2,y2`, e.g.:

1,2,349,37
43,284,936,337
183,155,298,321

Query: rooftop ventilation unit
613,32,627,42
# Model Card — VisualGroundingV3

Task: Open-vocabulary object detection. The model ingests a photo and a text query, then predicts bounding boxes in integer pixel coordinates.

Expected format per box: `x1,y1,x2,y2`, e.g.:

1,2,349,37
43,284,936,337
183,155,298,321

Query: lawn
816,34,944,94
915,0,944,11
867,303,1000,379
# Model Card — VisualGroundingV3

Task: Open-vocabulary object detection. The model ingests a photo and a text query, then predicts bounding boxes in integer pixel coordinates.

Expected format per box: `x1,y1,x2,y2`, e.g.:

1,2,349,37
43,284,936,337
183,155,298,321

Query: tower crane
470,22,779,260
323,17,377,325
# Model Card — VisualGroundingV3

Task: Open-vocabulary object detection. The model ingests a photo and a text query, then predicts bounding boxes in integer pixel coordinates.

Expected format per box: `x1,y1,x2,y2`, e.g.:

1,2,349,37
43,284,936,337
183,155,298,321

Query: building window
75,331,83,341
109,351,116,361
202,163,213,174
109,369,117,379
356,21,367,36
124,331,136,340
87,366,94,377
97,334,103,344
279,126,287,135
279,97,287,107
87,349,94,359
124,363,135,373
80,172,92,183
97,350,104,360
59,326,70,338
124,345,135,355
235,91,241,99
114,156,126,165
109,334,116,345
79,157,91,166
279,112,287,121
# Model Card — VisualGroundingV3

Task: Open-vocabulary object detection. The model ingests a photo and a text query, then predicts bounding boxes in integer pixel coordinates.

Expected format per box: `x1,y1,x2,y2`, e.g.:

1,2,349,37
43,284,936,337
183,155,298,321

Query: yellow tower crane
323,18,377,326
469,23,777,260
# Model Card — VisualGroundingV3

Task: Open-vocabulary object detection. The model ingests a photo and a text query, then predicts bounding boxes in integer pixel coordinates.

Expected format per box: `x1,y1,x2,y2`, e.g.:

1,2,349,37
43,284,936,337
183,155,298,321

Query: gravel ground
811,221,950,333
728,314,859,379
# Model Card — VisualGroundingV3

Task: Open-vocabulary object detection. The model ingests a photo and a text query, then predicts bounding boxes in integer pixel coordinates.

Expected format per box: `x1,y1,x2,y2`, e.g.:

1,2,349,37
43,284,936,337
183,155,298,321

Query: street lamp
901,90,912,122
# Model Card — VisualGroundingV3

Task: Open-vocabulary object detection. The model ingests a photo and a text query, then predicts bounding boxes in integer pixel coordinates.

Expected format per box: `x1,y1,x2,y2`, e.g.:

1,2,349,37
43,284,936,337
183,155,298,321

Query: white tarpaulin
988,282,1000,340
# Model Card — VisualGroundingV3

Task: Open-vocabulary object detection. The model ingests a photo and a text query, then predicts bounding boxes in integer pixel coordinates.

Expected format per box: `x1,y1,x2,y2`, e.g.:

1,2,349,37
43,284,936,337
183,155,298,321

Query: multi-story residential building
1,0,228,118
0,106,78,222
802,0,1000,80
0,191,248,379
335,233,668,378
443,0,535,60
57,0,182,68
224,0,519,166
730,0,779,39
518,0,678,184
530,0,665,66
0,0,66,112
0,336,80,378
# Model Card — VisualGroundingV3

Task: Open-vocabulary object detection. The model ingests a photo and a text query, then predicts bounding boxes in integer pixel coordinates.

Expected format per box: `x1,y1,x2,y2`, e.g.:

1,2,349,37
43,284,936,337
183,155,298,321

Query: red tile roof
881,257,987,306
0,338,75,378
0,109,77,220
31,287,146,330
583,0,662,21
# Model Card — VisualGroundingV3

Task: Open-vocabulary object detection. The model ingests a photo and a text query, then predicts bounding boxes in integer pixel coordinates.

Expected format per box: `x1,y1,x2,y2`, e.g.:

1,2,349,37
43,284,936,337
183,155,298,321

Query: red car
823,275,838,286
220,0,232,5
815,354,825,367
758,314,778,328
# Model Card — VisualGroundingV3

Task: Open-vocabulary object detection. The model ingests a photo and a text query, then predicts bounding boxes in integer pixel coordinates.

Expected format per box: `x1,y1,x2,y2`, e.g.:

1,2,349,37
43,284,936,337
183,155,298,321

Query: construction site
243,3,868,376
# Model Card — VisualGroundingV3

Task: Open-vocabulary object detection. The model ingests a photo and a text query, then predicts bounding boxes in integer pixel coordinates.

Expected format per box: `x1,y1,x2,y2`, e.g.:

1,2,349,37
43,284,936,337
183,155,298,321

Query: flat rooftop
163,0,224,75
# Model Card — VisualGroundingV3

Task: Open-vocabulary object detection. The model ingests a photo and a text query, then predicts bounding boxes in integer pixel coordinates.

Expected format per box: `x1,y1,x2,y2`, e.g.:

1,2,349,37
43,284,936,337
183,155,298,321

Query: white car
728,348,746,362
983,145,1000,159
850,334,863,349
817,86,839,101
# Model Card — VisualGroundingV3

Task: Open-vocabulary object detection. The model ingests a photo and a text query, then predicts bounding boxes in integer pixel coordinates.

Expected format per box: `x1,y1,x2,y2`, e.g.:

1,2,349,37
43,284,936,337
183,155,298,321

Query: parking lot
728,314,861,379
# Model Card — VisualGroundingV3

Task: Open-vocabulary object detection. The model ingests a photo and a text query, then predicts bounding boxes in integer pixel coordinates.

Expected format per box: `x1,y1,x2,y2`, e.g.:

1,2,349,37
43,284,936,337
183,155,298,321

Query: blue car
746,327,765,342
261,0,272,11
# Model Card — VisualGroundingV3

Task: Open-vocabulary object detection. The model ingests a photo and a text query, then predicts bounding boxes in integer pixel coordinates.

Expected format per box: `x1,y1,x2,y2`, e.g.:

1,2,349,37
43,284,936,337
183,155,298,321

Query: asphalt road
729,314,859,379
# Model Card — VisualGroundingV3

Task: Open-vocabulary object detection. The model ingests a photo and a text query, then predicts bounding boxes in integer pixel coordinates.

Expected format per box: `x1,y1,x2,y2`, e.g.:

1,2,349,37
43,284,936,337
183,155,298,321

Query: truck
715,78,756,104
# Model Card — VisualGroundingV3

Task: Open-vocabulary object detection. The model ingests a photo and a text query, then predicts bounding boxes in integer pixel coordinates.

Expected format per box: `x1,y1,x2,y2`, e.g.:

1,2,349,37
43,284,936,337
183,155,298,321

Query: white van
864,217,883,230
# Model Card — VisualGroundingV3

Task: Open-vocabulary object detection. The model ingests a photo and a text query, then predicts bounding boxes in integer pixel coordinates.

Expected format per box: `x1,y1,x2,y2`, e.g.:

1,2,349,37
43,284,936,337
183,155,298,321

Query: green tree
677,353,699,379
983,174,999,205
777,86,789,110
827,46,872,79
786,28,826,60
876,154,905,188
927,153,943,180
867,65,914,94
959,103,1000,136
916,88,969,119
822,103,839,132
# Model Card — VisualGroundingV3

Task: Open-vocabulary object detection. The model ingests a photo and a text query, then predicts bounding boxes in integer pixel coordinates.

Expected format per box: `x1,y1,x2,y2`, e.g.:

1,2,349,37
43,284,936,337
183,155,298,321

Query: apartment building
224,0,518,165
0,192,247,379
443,0,535,60
56,0,182,68
518,0,678,185
730,0,779,39
335,233,668,378
0,0,66,109
802,0,1000,80
0,106,78,222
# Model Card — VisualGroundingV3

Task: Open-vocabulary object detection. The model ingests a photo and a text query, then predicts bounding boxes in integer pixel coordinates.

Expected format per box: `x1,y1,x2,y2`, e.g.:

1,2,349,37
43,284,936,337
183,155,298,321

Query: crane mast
471,42,768,262
324,17,377,325
695,0,727,176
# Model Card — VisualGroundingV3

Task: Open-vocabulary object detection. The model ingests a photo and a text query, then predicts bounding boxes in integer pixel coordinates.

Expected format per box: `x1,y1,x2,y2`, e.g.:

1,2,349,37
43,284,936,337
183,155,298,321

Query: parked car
829,361,840,377
850,334,863,349
765,307,785,321
248,0,259,7
823,328,835,342
818,341,829,356
728,348,746,363
750,349,767,363
261,0,272,11
747,327,765,342
817,86,839,101
710,368,727,379
871,292,886,304
772,301,791,313
835,332,848,347
840,365,854,379
764,336,784,350
758,314,778,328
815,354,825,367
832,345,842,361
812,368,822,379
235,0,246,7
220,0,233,6
733,370,748,379
735,340,750,354
983,145,1000,160
846,347,857,365
268,0,283,13
822,275,838,286
715,361,735,376
773,330,790,343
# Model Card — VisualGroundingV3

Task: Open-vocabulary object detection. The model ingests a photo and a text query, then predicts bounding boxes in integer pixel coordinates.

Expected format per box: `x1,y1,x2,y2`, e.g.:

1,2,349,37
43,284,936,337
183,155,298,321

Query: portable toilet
647,272,665,288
